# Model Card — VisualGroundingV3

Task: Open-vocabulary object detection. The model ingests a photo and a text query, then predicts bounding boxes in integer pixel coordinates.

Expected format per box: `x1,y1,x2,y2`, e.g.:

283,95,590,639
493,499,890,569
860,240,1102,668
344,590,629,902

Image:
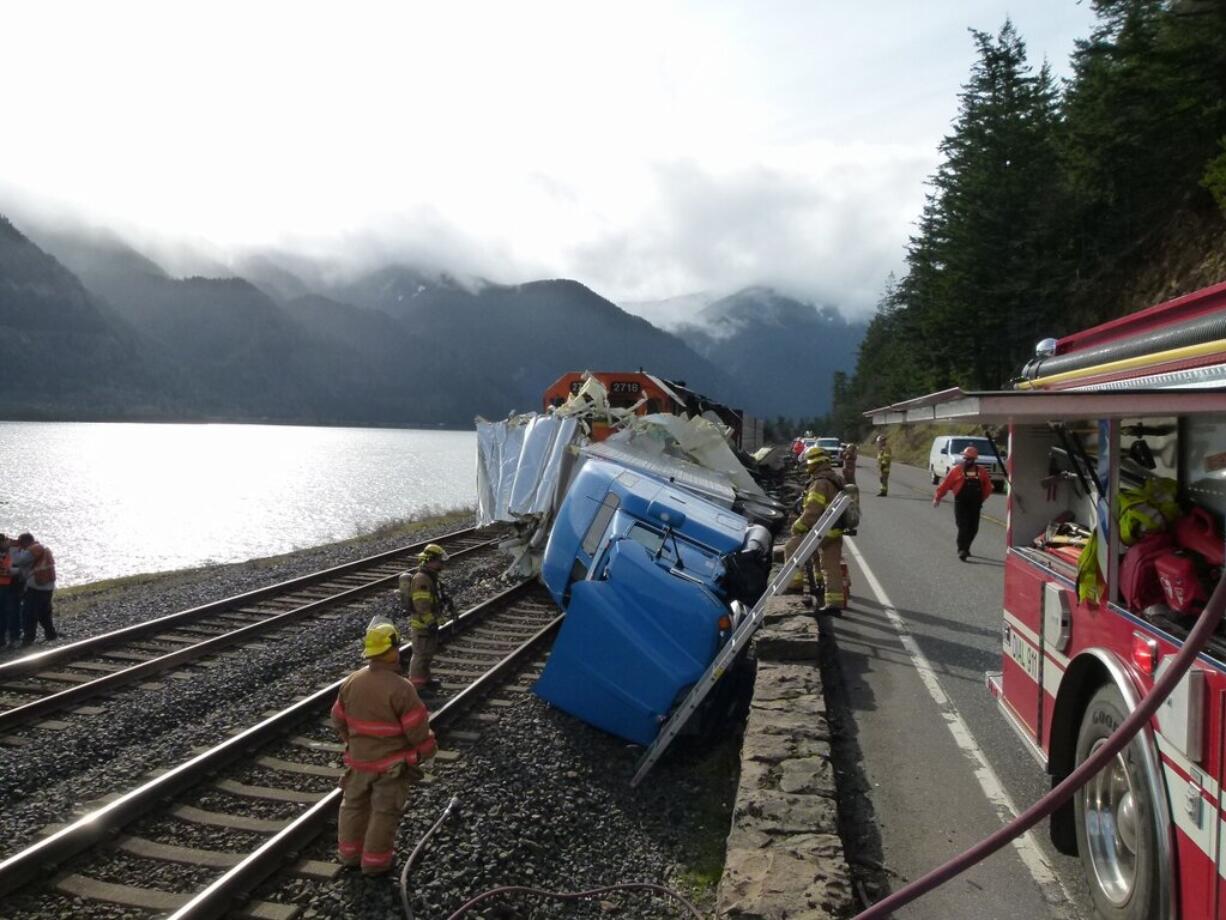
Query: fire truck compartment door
1154,657,1205,764
866,387,1226,425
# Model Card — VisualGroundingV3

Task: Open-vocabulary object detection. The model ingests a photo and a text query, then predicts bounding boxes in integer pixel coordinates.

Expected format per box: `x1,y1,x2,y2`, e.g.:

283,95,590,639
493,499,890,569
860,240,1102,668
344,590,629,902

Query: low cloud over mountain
6,216,783,426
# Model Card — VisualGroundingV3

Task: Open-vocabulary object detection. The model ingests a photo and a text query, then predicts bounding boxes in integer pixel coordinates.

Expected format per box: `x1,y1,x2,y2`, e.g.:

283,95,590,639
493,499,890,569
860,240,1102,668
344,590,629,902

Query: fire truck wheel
1073,684,1164,920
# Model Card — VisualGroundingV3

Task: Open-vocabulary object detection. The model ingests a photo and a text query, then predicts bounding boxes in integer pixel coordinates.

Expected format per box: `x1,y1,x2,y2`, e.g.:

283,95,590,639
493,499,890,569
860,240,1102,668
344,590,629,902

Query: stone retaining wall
716,593,855,919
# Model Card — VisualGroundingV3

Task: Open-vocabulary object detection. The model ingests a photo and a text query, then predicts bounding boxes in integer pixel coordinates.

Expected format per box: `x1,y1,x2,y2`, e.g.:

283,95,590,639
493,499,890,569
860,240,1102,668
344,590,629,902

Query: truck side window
581,493,620,557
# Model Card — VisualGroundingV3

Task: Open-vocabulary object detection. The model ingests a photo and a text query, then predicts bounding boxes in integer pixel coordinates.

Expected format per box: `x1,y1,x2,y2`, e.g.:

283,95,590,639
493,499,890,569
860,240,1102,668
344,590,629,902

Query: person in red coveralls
933,446,994,561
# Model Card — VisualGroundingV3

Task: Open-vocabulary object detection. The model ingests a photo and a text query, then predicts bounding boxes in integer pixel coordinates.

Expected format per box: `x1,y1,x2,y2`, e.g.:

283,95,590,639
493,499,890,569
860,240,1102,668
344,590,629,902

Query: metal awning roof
866,387,1226,425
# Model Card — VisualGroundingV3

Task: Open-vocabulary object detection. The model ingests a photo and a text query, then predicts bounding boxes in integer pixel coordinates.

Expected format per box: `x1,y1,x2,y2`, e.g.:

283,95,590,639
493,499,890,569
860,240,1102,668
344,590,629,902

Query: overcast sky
2,1,1098,318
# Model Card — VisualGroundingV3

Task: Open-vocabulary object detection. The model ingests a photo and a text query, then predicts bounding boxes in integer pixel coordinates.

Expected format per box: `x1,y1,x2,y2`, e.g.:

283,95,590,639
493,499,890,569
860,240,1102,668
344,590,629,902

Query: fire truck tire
1073,684,1164,920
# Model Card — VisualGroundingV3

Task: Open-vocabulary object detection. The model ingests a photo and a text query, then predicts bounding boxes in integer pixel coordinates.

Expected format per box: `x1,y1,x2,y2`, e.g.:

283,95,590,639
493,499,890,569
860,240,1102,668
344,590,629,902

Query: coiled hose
400,797,704,920
853,569,1226,919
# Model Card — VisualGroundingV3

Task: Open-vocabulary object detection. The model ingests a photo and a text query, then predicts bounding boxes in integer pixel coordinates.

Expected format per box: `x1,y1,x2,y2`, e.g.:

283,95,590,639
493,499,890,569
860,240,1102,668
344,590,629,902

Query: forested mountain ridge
676,287,865,419
830,2,1226,440
0,216,173,419
0,219,751,425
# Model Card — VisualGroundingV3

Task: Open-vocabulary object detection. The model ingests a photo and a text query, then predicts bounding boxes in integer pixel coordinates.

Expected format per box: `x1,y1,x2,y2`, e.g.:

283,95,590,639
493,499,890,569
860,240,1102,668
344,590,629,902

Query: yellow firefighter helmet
804,446,831,470
363,621,401,658
418,543,449,565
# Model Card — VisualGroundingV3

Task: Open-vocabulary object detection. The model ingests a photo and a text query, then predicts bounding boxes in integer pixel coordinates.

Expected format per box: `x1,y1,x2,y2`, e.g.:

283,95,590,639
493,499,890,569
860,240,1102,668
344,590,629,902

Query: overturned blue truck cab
534,459,772,745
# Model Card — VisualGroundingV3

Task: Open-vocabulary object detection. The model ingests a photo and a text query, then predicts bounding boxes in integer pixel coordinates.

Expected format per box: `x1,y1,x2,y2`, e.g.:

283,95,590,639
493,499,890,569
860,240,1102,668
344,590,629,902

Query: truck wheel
1073,684,1164,920
931,467,939,485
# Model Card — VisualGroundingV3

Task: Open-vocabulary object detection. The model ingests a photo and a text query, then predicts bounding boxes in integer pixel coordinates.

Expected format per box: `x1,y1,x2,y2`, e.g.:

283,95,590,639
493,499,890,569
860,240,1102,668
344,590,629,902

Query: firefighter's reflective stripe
792,491,829,534
338,839,363,858
332,700,428,737
343,735,438,773
361,849,394,868
410,570,440,629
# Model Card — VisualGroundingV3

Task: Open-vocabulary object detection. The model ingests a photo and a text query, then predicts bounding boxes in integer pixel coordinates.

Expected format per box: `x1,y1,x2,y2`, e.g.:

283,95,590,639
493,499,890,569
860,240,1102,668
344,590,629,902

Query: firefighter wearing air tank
332,620,437,876
933,445,994,560
783,446,846,614
398,544,452,694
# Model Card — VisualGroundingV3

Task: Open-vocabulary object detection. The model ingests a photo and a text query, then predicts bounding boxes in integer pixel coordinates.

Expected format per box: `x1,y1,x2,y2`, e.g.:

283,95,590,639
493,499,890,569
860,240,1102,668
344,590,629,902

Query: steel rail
0,536,502,732
0,578,540,899
168,611,564,920
0,524,492,679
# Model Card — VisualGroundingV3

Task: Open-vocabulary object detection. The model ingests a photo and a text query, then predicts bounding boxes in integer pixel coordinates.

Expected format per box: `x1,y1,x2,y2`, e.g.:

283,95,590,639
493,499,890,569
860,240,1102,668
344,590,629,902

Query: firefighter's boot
781,568,806,595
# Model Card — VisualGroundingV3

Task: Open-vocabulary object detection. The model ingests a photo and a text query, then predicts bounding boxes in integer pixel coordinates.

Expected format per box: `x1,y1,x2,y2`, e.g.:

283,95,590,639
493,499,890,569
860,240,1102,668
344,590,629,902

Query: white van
928,435,1006,486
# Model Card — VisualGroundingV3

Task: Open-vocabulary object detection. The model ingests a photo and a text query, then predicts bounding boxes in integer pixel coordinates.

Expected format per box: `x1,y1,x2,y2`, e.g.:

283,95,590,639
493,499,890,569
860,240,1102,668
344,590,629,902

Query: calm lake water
0,422,477,587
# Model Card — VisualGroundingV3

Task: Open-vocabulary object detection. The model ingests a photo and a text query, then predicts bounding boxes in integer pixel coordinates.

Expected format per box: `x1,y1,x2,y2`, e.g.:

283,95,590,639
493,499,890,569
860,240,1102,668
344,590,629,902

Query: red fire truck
869,280,1226,920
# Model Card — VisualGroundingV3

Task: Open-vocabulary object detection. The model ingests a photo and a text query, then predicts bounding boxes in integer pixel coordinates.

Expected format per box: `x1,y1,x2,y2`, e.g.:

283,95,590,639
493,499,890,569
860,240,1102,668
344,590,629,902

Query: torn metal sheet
611,413,768,499
476,414,584,576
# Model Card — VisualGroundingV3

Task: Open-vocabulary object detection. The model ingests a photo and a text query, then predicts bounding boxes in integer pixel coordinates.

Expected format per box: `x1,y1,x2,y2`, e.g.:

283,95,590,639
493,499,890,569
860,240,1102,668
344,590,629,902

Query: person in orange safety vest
332,620,437,876
933,445,994,561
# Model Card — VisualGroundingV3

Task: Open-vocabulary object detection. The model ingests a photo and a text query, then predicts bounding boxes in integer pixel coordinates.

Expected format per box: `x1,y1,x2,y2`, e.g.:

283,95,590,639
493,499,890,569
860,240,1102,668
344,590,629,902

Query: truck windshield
950,437,998,456
627,523,666,557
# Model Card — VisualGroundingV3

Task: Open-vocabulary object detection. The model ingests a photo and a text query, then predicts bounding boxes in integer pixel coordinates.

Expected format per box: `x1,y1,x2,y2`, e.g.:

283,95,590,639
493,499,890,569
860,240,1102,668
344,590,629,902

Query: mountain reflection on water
0,422,476,586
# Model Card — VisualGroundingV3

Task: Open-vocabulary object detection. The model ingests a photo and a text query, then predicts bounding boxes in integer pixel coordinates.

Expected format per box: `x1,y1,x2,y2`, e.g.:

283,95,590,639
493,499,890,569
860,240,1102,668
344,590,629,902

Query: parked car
816,437,843,463
928,435,1006,486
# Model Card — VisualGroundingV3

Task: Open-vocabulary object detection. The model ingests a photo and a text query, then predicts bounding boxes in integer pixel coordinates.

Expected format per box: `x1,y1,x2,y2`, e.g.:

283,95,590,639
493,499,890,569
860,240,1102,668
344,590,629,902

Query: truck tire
931,467,939,485
1073,684,1164,920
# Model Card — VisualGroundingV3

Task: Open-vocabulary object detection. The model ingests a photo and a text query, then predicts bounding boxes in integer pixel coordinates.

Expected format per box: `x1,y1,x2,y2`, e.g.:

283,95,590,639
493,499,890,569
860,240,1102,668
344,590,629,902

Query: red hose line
855,571,1226,919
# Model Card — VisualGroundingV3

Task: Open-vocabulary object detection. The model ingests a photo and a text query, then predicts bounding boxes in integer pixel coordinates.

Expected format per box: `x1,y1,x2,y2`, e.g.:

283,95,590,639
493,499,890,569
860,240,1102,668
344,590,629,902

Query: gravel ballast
0,511,747,918
0,512,510,860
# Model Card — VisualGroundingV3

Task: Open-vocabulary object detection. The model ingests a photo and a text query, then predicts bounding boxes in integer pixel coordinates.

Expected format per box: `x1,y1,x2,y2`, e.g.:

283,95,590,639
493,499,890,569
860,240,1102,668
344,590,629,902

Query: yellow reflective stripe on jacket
410,613,436,629
411,591,433,603
804,491,828,508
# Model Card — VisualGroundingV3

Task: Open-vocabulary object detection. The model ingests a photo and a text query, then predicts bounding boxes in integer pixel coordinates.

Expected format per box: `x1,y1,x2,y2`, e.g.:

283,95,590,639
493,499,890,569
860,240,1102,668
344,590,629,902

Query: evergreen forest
829,0,1226,440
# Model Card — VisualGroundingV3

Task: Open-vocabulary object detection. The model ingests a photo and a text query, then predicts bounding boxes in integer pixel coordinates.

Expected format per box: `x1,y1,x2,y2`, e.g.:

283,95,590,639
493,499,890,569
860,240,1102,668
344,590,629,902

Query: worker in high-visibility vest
332,620,436,876
397,544,453,695
876,435,892,497
782,446,846,614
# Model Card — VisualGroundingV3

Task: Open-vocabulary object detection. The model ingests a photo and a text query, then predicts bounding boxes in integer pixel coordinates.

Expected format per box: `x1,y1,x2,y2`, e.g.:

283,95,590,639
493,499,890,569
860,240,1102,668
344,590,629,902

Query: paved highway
832,458,1095,919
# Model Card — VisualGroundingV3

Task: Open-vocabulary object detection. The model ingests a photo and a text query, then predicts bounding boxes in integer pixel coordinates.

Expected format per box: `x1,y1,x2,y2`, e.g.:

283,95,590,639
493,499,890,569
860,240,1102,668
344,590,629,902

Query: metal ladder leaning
631,491,851,787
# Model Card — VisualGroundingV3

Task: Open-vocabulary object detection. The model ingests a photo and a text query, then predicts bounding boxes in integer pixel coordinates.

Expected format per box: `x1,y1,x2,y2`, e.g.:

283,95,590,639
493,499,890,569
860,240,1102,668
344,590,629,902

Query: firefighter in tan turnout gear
876,435,892,496
332,620,437,876
783,446,846,615
398,544,452,695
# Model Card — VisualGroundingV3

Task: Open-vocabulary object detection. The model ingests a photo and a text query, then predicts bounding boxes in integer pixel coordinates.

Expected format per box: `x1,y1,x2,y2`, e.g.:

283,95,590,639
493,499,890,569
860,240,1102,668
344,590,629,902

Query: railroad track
0,526,505,734
0,579,561,920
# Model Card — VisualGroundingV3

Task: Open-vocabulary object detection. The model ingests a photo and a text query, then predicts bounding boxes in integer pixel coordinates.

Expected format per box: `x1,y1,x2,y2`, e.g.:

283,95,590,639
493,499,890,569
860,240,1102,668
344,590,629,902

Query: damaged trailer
475,371,784,748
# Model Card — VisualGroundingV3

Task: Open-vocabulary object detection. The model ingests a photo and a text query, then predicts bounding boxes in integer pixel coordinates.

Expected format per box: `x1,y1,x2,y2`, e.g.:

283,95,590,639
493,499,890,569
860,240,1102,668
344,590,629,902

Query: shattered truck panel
535,459,769,745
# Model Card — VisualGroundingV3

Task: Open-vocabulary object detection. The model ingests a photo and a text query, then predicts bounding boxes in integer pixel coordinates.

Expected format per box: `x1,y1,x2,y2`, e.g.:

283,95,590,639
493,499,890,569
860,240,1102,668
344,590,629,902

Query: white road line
844,536,1077,916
